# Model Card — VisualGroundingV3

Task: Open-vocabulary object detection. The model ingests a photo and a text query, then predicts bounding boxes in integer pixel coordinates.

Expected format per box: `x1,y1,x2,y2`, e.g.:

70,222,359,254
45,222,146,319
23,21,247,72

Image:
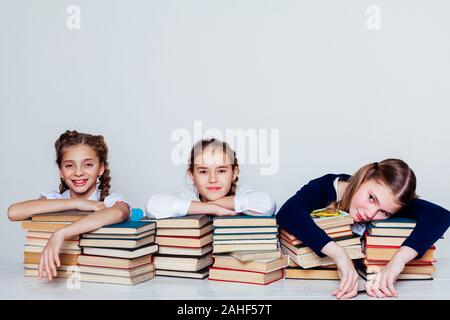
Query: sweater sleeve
234,185,276,217
276,177,335,257
397,198,450,258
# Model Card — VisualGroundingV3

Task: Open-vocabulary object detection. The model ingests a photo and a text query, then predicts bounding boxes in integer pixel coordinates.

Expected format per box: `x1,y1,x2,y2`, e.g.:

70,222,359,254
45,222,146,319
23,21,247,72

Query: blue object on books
105,220,154,229
130,208,144,221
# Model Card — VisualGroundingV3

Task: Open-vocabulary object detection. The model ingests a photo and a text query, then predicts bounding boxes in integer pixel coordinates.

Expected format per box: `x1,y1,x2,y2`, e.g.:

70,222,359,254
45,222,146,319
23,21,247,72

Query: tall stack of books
357,217,436,280
78,220,158,285
209,215,288,285
281,209,364,278
154,215,214,279
20,210,87,278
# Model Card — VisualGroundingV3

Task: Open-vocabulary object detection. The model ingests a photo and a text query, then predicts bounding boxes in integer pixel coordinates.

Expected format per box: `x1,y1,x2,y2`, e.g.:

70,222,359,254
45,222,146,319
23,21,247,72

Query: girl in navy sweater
277,159,450,299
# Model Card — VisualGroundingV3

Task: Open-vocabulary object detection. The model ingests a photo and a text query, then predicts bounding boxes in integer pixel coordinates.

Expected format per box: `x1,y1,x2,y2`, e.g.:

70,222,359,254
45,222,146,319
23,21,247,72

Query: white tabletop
1,259,449,300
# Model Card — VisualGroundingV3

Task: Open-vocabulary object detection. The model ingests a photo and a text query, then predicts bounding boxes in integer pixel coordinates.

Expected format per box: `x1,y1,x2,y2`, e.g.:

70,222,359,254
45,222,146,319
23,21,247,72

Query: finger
49,251,58,278
55,252,61,268
339,272,348,291
331,289,339,296
339,284,358,300
340,272,353,297
387,278,398,297
365,282,376,297
44,252,52,281
379,280,394,297
373,286,386,299
38,254,45,279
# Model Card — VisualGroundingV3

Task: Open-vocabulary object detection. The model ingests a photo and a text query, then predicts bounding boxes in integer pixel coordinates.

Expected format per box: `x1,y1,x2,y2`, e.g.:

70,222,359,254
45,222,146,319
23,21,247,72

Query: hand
74,199,105,212
365,260,403,298
210,204,237,216
38,230,65,281
331,250,360,299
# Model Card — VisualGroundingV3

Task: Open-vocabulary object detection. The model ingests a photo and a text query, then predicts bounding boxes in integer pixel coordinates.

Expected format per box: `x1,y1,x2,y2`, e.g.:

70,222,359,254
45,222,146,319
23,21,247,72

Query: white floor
1,259,449,300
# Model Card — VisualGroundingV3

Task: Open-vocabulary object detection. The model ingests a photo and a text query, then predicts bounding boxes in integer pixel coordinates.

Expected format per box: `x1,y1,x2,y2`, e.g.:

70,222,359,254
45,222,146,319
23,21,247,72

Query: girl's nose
75,166,83,176
209,172,217,183
366,205,378,219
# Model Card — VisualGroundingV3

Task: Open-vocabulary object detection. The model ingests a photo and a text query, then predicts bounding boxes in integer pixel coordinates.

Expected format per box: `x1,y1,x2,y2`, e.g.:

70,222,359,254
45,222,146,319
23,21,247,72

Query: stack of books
78,220,158,285
357,218,436,280
281,209,364,274
20,210,87,278
209,215,288,285
154,215,213,279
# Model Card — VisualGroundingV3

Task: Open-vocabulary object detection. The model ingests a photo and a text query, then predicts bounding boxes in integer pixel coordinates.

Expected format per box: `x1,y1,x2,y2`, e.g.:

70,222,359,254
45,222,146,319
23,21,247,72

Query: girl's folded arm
7,198,80,221
145,193,192,219
234,189,276,217
276,180,334,257
397,198,450,259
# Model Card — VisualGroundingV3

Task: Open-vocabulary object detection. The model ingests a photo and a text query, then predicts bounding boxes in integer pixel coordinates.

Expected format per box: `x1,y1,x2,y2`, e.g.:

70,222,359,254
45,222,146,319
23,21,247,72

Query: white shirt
40,184,128,209
333,177,366,236
146,182,276,219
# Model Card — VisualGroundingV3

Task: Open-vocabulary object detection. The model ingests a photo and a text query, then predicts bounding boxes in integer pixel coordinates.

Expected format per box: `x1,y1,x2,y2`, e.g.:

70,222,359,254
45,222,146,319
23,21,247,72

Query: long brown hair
188,138,239,201
328,158,417,213
55,130,111,201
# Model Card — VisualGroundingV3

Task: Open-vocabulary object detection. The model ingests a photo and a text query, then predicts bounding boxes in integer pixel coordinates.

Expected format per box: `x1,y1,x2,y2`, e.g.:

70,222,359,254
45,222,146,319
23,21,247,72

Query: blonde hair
327,159,417,213
188,138,239,201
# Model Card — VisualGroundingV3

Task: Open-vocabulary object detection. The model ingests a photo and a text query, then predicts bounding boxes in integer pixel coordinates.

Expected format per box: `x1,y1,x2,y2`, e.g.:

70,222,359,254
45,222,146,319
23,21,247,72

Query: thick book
364,233,406,247
87,221,156,235
280,235,361,256
24,245,81,255
21,221,71,232
212,254,289,273
360,261,435,275
155,267,210,279
77,254,153,269
229,250,282,262
155,215,211,229
82,243,158,259
309,209,354,229
282,244,364,269
213,216,277,228
81,230,155,240
79,263,155,277
154,254,213,272
31,210,92,222
367,226,412,237
213,243,278,254
213,233,278,241
213,226,279,234
24,252,79,266
80,271,155,285
370,218,416,228
79,235,155,249
157,244,213,256
155,232,213,248
209,267,284,285
213,239,279,245
365,244,436,262
356,261,433,281
25,237,80,251
156,223,213,237
24,268,74,278
285,267,340,280
26,231,79,241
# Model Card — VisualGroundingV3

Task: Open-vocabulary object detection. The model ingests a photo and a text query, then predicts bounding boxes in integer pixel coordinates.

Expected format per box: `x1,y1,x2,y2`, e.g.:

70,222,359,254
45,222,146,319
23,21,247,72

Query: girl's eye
65,165,72,168
199,170,207,174
85,163,94,167
218,170,227,174
369,194,375,202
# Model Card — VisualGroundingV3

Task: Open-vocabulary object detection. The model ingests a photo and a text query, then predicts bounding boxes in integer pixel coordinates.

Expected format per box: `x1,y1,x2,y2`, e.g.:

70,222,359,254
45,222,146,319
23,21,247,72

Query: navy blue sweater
276,174,450,258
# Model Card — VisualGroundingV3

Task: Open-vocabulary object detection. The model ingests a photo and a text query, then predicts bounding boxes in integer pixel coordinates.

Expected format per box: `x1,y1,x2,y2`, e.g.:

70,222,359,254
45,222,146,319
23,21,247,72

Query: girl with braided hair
146,138,276,219
8,130,130,281
277,159,450,299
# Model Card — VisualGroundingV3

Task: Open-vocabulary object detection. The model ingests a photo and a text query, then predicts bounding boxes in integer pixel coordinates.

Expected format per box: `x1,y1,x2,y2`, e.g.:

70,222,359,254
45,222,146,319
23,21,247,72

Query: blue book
370,218,416,229
86,221,156,235
213,215,277,228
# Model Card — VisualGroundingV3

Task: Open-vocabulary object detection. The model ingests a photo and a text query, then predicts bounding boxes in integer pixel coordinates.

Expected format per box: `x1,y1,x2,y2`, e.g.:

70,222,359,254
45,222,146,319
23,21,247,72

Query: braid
59,178,69,194
99,164,111,201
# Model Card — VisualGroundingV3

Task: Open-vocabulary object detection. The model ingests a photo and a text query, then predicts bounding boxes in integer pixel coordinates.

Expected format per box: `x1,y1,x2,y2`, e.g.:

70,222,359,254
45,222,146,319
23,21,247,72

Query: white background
1,0,449,264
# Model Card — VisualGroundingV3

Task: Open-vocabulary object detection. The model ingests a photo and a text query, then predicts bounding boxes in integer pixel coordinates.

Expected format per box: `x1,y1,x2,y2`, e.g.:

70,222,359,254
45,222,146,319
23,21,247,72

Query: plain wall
1,0,449,263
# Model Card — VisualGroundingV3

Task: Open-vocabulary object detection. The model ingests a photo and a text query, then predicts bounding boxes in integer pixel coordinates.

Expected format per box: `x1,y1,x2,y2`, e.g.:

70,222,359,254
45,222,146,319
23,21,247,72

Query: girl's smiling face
59,144,104,198
188,147,238,202
348,179,402,222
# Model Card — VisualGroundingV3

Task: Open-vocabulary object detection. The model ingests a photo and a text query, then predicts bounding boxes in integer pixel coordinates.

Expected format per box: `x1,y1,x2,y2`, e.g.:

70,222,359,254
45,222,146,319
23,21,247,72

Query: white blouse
146,182,276,219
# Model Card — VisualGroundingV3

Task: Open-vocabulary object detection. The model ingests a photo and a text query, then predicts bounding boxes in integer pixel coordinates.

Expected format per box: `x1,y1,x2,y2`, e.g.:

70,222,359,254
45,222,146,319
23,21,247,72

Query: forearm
187,201,220,215
209,197,235,210
8,199,79,221
321,241,346,260
389,246,418,265
58,206,127,239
